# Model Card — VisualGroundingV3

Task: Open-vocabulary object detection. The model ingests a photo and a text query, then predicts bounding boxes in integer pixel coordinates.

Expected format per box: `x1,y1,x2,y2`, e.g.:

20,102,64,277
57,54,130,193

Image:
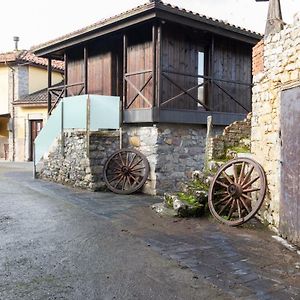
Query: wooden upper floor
34,1,261,125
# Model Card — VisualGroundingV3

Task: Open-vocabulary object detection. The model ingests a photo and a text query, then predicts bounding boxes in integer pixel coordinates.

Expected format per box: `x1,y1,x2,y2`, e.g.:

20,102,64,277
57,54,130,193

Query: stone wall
251,16,300,227
123,124,220,195
39,123,221,195
208,114,251,160
39,130,120,191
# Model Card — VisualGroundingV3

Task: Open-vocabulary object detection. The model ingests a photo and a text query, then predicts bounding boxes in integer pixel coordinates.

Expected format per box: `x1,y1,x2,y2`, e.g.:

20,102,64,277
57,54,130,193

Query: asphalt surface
0,162,299,300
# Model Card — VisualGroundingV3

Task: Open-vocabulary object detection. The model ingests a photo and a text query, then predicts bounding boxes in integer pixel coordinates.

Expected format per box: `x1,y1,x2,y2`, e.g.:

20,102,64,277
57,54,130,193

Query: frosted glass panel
34,101,62,162
90,95,120,130
63,95,87,129
34,95,120,164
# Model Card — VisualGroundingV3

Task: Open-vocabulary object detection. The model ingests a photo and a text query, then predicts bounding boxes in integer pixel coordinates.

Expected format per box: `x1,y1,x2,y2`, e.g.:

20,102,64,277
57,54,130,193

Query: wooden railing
123,68,251,113
124,69,153,109
160,70,251,113
48,82,84,115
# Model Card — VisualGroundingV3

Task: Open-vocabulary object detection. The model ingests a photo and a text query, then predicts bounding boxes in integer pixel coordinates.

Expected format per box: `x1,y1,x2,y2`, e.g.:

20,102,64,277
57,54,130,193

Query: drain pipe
5,61,16,161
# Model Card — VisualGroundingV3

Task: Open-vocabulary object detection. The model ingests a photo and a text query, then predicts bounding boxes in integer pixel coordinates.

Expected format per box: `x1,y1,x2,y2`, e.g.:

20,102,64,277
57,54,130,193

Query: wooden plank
64,53,68,97
84,46,88,94
123,34,128,109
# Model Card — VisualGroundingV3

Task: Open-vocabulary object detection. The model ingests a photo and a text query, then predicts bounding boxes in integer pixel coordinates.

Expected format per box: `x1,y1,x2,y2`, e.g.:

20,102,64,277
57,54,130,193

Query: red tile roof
33,1,261,54
0,50,64,71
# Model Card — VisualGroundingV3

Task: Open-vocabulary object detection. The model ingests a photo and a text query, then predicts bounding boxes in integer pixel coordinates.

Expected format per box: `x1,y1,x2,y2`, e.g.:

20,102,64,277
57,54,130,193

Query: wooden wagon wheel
208,158,266,226
103,148,150,195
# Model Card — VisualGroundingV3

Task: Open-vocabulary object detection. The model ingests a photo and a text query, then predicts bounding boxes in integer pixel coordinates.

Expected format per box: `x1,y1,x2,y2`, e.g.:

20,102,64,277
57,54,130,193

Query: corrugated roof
14,81,64,105
33,1,262,53
0,50,64,71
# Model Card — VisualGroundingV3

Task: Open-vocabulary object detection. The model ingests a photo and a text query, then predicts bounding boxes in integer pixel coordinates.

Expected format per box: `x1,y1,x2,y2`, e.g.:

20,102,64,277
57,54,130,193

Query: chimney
13,36,19,51
265,0,284,36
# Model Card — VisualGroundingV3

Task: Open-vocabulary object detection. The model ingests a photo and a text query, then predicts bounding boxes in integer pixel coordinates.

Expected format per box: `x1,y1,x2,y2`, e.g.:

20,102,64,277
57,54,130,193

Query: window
198,51,205,108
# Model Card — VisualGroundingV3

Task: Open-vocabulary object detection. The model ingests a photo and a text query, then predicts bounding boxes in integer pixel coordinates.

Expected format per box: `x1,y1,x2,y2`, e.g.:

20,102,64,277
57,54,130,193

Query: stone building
252,7,300,245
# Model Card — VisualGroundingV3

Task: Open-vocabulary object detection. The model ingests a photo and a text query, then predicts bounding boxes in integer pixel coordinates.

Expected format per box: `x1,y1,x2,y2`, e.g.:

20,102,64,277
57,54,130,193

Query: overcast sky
1,0,299,52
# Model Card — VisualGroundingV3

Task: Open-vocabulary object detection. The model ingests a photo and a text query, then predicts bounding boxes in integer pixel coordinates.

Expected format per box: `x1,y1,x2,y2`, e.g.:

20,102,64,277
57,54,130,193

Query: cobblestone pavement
0,162,300,300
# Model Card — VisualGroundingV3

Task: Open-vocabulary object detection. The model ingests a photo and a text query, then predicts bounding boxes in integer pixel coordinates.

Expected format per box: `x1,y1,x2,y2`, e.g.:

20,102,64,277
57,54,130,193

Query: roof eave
34,3,262,57
34,6,157,57
156,3,262,44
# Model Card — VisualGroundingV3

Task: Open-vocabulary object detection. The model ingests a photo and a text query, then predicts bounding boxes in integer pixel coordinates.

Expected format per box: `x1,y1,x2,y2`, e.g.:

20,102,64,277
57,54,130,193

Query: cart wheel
103,148,150,195
208,157,266,226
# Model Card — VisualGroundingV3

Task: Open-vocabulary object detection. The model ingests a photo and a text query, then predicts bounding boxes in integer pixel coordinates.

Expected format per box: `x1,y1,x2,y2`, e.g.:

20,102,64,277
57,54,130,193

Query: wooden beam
47,58,52,114
64,53,68,97
123,34,128,109
157,24,162,108
152,24,157,107
84,46,88,94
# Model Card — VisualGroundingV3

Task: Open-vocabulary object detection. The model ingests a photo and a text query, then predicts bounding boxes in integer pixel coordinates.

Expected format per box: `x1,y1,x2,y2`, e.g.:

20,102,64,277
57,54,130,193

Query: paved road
0,162,299,300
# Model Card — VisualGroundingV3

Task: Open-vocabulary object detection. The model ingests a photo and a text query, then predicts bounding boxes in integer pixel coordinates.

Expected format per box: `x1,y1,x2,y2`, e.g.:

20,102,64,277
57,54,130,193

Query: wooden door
280,87,300,246
29,120,43,161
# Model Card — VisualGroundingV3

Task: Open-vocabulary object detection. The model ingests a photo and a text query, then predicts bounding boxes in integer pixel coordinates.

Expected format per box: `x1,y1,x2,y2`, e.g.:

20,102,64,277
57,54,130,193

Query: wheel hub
227,184,242,198
121,166,130,175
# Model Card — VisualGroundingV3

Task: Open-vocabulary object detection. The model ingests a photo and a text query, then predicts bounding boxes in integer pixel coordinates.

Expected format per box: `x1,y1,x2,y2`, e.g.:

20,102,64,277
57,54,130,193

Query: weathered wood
152,24,157,107
123,34,128,109
84,46,88,94
157,24,162,108
126,75,152,109
64,53,68,97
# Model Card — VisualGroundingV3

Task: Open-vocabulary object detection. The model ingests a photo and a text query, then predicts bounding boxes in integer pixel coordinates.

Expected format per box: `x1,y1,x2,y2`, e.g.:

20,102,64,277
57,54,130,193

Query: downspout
5,61,15,161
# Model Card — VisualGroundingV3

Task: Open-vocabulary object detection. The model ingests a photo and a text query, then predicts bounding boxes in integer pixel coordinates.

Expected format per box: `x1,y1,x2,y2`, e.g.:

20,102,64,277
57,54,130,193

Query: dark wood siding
209,36,252,113
88,50,112,95
126,27,153,109
67,48,84,95
160,24,208,110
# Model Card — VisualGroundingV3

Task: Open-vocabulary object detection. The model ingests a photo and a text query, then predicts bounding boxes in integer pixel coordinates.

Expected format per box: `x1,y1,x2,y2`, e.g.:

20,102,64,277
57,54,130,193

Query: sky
1,0,299,53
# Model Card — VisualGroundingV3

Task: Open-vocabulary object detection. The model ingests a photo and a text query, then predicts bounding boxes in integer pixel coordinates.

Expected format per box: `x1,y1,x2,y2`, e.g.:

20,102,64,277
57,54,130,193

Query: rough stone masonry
252,13,300,228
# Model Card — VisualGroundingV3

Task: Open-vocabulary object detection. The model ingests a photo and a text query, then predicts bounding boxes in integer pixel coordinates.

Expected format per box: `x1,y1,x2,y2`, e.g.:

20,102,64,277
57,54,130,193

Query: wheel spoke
238,162,245,184
218,198,233,215
108,173,122,183
239,197,251,213
128,173,140,185
114,175,124,188
130,158,143,169
241,166,254,186
216,180,229,189
243,176,260,189
111,158,123,168
243,187,261,193
237,199,242,219
227,199,236,219
131,166,146,172
128,153,137,168
121,176,127,190
241,193,253,202
118,153,125,166
214,194,231,206
222,171,234,185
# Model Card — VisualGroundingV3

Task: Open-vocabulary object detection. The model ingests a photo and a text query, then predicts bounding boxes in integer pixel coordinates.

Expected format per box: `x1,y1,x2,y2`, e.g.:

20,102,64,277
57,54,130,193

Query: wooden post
47,57,52,115
209,35,215,111
157,24,162,109
84,46,88,94
64,53,68,97
123,34,128,110
204,115,213,171
152,24,157,107
86,95,90,158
